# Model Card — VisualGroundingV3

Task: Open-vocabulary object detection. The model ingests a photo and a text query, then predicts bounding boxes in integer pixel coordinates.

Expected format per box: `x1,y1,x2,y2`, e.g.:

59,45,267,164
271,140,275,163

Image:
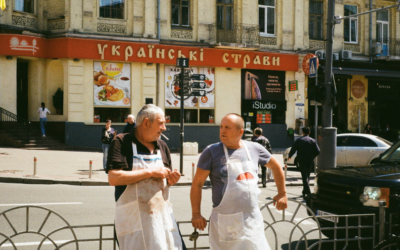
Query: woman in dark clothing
364,124,372,135
101,119,116,170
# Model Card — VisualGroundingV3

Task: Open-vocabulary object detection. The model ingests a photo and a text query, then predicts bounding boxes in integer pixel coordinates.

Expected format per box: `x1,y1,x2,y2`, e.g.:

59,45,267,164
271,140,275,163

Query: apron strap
223,144,230,164
241,140,252,162
132,143,138,156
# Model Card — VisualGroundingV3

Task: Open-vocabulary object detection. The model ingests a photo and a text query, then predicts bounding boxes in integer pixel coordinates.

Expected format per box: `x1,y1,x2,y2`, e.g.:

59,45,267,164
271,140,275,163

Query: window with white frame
99,0,124,19
171,0,190,27
309,0,323,40
344,5,358,43
258,0,275,36
15,0,34,13
377,10,389,44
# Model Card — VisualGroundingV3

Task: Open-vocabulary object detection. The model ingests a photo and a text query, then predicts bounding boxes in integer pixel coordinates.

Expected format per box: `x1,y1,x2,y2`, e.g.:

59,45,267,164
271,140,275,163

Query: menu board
165,66,215,108
93,62,131,106
241,69,285,101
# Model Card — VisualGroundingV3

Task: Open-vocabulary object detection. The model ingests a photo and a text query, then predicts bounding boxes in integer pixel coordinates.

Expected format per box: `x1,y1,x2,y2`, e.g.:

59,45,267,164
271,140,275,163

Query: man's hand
151,167,171,179
167,169,181,186
192,214,207,231
273,193,288,211
288,158,291,161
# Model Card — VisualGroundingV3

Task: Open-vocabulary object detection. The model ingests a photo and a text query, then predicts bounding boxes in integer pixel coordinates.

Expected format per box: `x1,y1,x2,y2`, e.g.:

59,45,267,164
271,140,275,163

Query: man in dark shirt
251,127,272,187
122,114,135,134
106,104,186,249
288,127,320,198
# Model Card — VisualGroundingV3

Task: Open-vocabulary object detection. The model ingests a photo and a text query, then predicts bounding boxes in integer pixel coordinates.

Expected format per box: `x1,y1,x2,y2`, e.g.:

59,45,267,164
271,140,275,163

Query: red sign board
0,34,299,72
302,53,319,75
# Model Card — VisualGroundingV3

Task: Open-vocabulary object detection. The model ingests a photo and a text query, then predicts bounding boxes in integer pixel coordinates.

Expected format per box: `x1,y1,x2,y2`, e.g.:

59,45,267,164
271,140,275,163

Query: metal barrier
0,200,382,250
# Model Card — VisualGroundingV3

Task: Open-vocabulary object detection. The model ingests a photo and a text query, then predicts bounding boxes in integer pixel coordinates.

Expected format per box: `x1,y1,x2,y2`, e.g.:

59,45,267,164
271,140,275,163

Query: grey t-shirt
197,140,272,207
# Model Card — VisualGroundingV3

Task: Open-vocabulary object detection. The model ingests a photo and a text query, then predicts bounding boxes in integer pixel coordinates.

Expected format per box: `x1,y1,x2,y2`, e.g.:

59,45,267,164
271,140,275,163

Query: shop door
333,78,348,132
17,61,29,121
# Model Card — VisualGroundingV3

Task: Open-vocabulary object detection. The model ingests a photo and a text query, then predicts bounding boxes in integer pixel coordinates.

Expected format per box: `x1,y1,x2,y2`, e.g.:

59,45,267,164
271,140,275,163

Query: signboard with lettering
351,80,365,99
0,34,299,72
241,69,285,101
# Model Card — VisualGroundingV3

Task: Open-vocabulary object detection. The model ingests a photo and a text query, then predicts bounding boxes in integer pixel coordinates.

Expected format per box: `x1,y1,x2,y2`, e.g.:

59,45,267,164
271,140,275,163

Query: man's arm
108,167,170,186
190,168,210,231
265,156,288,211
288,140,298,159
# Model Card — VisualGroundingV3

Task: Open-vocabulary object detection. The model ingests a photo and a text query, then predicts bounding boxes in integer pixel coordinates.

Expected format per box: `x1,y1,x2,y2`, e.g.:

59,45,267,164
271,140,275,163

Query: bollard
89,159,93,179
192,162,195,180
33,157,37,176
379,200,386,243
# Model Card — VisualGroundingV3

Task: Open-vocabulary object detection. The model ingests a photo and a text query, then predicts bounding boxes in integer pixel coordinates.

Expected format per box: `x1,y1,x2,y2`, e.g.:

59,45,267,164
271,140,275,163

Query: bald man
190,113,287,250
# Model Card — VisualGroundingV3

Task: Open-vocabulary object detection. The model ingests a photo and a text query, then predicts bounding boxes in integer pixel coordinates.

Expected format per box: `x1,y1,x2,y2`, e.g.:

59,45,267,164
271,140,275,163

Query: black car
307,139,400,239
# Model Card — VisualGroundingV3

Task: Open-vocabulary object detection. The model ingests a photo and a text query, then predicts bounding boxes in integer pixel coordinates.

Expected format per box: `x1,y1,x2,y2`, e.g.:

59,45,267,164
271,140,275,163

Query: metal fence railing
0,199,394,250
0,107,30,144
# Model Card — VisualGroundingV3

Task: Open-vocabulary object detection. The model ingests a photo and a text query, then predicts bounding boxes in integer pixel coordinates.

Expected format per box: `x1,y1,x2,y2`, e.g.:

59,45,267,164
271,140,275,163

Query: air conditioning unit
340,50,352,60
333,52,339,60
315,50,326,59
371,44,382,55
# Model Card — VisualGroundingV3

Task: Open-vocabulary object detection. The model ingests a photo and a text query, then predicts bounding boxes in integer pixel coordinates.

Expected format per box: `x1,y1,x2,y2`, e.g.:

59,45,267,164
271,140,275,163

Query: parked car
283,134,392,168
307,138,400,239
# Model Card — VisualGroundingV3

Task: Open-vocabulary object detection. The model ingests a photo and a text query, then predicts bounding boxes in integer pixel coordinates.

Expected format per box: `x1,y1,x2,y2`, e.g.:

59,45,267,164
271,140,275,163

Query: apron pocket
218,212,244,242
115,200,142,236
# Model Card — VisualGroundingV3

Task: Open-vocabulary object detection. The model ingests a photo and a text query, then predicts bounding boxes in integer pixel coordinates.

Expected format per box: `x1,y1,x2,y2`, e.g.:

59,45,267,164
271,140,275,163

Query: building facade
0,0,398,150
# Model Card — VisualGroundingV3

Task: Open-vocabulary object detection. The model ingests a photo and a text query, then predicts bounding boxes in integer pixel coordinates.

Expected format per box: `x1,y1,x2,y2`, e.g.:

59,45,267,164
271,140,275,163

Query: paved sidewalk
0,147,314,187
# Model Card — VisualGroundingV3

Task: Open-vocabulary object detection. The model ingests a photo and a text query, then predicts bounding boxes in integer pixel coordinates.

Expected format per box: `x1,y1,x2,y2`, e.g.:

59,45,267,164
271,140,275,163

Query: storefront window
15,0,34,13
93,61,131,123
94,107,130,123
99,0,124,19
165,66,215,124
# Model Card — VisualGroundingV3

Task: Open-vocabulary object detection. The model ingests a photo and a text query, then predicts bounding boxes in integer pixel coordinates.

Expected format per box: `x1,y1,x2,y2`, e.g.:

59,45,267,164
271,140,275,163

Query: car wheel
370,158,380,164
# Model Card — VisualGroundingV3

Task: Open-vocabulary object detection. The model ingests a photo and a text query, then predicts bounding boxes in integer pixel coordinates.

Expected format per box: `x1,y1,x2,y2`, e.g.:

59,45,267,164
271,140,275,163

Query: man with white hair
107,104,186,250
122,114,135,133
191,113,287,250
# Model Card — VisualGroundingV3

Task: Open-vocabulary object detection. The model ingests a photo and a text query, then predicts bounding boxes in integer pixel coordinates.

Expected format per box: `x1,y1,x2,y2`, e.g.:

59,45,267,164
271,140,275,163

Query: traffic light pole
179,67,184,175
317,0,337,172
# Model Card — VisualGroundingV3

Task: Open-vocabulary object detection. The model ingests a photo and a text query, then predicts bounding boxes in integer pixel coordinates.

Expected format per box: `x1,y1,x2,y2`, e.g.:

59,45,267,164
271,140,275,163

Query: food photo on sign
93,62,131,106
164,66,215,108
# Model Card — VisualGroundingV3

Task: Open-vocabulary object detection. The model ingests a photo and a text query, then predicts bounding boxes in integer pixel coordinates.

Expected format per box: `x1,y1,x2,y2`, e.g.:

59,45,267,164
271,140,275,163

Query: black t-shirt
106,129,172,201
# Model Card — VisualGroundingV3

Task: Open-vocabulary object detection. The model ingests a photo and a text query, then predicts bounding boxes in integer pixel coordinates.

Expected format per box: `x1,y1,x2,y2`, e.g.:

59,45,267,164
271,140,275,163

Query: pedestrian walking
288,127,320,199
191,113,287,250
364,124,372,135
251,127,272,187
107,104,186,250
37,102,50,138
122,114,135,133
101,120,116,170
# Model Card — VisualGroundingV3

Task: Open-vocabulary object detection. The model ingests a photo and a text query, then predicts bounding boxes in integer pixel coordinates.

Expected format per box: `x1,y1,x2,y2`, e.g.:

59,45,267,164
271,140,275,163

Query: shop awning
321,66,400,78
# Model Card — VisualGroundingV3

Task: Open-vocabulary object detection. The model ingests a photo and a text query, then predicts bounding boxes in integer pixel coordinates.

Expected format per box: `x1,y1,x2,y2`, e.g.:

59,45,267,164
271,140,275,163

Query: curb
0,176,312,187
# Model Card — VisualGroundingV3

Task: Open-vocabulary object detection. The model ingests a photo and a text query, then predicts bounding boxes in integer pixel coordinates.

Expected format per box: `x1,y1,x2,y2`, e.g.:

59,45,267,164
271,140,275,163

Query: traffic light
175,73,207,97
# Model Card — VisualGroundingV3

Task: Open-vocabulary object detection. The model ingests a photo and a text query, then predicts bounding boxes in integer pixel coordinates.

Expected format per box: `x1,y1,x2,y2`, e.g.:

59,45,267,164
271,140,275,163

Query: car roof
338,133,378,138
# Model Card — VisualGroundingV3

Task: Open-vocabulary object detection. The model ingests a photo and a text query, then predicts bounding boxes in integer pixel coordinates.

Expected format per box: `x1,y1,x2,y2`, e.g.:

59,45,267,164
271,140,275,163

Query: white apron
209,141,271,250
114,143,183,250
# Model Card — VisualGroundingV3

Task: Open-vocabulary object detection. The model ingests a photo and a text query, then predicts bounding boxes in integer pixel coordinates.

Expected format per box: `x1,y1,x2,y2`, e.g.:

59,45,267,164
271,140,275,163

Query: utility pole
317,0,337,172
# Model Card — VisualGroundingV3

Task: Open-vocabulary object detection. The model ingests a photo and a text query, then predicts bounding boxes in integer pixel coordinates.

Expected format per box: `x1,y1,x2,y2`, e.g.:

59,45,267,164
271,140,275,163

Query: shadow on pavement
281,239,374,250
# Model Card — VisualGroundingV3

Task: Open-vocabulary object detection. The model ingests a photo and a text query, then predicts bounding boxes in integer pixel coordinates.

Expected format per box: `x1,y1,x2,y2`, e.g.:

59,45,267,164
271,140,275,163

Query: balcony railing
213,23,260,47
371,39,400,58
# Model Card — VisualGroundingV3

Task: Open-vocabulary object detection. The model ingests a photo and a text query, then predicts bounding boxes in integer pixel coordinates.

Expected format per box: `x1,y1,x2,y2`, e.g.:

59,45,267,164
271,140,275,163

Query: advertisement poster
241,69,285,101
165,66,215,108
94,62,131,106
